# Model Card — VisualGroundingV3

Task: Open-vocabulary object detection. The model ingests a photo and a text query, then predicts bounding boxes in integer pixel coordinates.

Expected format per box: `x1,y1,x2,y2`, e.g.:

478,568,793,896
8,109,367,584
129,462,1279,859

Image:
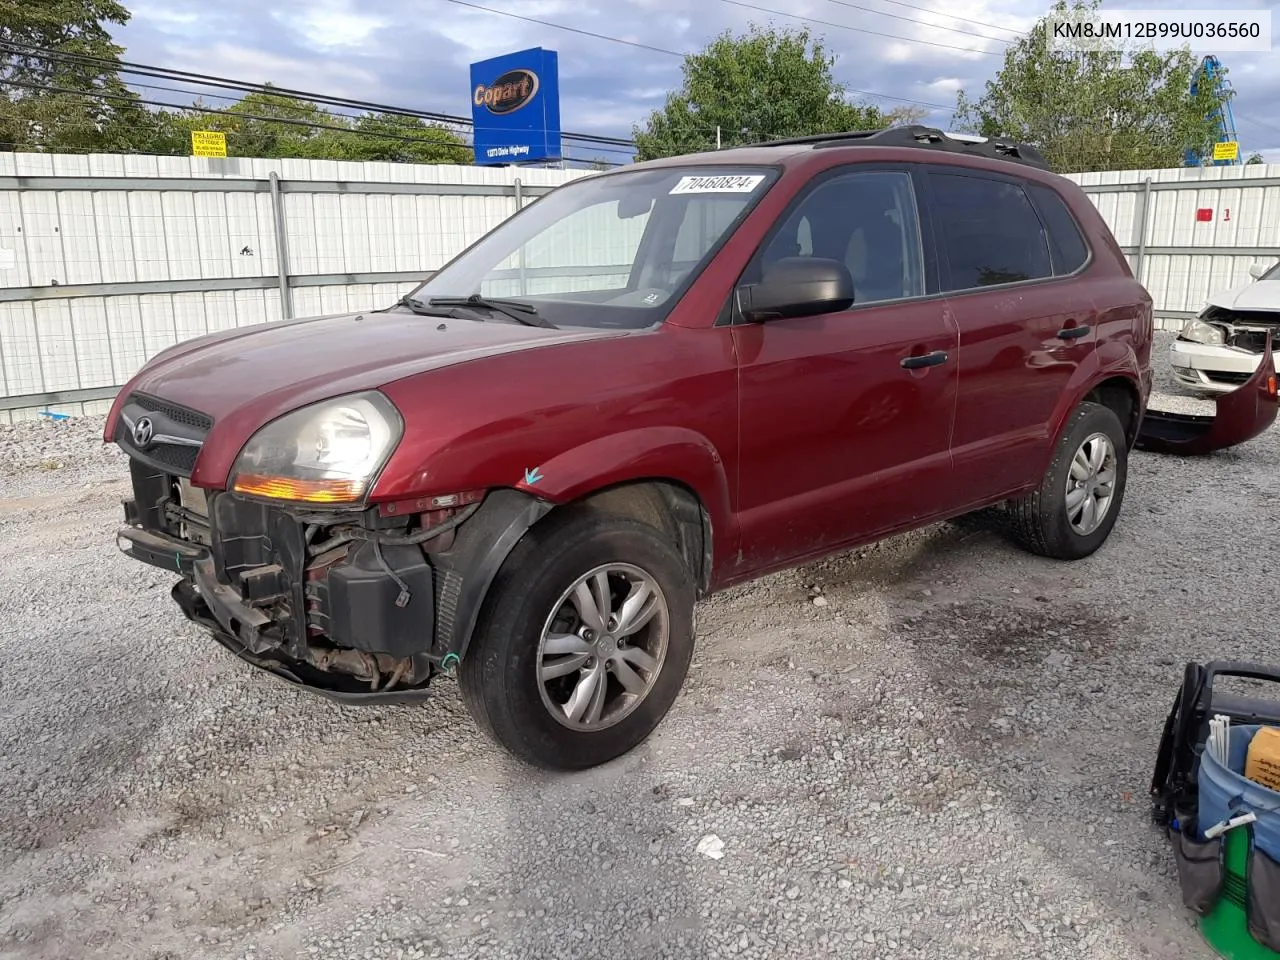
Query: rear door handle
900,350,949,369
1057,324,1091,340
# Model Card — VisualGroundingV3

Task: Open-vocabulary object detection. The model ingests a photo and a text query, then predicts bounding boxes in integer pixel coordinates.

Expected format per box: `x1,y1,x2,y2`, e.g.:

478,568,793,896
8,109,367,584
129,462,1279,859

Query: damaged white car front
1172,260,1280,394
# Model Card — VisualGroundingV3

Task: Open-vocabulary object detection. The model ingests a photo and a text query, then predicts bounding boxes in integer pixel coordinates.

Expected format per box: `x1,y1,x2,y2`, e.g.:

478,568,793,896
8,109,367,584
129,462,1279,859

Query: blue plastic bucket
1199,724,1280,859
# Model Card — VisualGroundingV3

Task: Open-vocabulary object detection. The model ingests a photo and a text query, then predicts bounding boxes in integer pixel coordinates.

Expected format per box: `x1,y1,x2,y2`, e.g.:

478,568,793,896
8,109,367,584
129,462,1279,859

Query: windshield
407,165,780,329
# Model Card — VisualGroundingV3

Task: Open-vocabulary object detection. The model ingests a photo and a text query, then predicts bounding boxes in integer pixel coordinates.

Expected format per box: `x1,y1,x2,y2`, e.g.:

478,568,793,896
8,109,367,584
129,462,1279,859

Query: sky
112,0,1280,166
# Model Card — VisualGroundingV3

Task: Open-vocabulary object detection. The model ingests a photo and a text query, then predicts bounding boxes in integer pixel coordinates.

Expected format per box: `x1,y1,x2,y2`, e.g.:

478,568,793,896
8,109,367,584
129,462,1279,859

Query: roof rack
747,125,1053,172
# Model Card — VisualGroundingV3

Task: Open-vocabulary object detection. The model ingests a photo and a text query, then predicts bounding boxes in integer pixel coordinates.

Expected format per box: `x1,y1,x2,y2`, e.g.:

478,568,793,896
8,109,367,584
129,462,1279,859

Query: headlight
1180,318,1226,346
231,392,402,504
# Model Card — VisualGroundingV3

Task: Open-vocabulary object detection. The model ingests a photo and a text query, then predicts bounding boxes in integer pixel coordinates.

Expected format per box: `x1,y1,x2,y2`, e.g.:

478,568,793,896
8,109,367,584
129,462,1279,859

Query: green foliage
632,24,887,160
953,0,1227,173
151,91,471,163
0,0,155,152
1,3,471,163
1246,152,1265,165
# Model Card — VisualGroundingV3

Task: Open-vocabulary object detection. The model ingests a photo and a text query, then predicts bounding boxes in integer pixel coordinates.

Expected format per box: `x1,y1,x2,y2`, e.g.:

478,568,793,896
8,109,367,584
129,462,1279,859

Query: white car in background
1172,260,1280,393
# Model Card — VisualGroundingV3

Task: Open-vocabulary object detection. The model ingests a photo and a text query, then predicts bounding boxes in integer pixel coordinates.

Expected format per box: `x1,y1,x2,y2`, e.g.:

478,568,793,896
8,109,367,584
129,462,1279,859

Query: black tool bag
1150,660,1280,829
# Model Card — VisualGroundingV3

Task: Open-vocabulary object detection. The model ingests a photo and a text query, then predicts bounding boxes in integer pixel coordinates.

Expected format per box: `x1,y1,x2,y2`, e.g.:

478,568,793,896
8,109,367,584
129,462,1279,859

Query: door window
929,173,1053,291
749,169,925,305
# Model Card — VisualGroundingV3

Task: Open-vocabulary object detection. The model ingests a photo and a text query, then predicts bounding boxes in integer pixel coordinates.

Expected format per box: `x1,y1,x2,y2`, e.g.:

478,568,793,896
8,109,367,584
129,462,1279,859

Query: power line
1235,112,1280,138
440,0,686,57
847,0,1026,38
718,0,1001,56
89,77,641,156
434,4,955,110
0,79,477,148
821,0,1012,44
0,78,636,163
849,88,950,110
3,36,948,137
0,40,637,150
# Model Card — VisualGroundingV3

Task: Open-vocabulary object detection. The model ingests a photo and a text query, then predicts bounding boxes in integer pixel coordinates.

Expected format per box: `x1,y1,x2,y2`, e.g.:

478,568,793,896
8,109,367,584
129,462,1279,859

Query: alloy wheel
535,563,670,731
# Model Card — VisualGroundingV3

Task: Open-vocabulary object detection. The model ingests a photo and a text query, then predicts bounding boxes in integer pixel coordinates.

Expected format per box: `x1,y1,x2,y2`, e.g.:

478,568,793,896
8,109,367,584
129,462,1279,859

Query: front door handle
900,350,949,369
1057,324,1091,340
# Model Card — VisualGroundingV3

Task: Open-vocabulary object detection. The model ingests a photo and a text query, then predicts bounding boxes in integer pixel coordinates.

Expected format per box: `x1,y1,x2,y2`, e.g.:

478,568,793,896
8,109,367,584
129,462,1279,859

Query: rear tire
1008,401,1128,560
458,510,696,770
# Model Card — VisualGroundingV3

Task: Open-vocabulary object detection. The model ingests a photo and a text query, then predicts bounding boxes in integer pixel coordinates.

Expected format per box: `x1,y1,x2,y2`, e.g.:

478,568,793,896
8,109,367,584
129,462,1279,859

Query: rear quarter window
1028,183,1090,275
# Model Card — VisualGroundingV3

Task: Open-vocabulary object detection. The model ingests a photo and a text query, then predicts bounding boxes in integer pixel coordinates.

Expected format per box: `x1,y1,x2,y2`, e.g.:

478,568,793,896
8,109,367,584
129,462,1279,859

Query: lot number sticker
670,174,765,195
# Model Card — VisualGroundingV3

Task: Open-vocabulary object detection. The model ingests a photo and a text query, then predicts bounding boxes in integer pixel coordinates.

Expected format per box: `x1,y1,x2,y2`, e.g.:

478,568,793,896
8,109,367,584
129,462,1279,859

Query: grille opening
131,393,214,431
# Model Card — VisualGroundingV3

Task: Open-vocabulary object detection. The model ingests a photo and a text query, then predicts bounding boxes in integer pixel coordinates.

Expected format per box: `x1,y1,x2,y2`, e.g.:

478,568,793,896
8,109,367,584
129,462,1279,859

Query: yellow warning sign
191,130,228,158
1213,141,1239,162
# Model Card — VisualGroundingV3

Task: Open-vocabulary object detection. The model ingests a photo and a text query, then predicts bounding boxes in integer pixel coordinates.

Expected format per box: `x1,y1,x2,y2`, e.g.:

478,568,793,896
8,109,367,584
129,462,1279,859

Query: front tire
458,511,696,770
1008,401,1128,560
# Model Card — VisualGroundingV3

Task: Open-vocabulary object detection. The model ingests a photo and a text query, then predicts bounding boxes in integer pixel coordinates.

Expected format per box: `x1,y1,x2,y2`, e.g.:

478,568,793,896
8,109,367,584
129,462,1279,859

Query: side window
930,173,1052,291
1028,183,1090,275
752,169,924,304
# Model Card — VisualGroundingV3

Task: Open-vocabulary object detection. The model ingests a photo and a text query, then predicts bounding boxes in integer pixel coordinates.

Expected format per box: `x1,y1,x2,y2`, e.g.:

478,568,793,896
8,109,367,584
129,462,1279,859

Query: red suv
107,127,1154,769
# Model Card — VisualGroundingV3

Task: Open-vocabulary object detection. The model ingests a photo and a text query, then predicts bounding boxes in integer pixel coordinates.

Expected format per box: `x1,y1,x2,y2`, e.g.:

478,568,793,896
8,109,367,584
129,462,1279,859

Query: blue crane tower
1184,55,1241,166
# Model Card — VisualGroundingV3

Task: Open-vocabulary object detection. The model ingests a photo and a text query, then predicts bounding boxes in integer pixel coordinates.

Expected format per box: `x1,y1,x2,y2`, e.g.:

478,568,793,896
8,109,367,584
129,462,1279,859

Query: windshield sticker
669,174,766,195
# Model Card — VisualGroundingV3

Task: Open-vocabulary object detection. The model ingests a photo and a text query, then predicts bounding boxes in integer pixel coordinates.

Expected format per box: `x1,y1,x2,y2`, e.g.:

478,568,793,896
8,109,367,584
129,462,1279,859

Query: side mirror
1249,263,1268,281
738,257,855,322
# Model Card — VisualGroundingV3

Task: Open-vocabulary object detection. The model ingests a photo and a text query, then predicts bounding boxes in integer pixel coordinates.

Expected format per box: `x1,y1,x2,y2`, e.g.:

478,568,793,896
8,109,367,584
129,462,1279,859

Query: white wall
1063,163,1280,324
0,154,588,422
3,153,1280,422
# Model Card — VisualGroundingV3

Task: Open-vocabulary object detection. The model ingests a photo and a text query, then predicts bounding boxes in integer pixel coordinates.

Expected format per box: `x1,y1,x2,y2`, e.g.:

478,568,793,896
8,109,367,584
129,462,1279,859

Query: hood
121,308,623,422
1205,279,1280,315
108,308,628,483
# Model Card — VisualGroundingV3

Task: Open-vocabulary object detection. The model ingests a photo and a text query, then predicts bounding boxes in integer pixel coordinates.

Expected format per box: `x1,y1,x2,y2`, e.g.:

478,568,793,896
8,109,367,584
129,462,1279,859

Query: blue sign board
469,47,562,165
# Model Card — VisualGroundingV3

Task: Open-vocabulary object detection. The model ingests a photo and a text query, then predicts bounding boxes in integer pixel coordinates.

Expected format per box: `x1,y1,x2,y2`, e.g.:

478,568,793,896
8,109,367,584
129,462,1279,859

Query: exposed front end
1171,311,1280,394
109,390,536,702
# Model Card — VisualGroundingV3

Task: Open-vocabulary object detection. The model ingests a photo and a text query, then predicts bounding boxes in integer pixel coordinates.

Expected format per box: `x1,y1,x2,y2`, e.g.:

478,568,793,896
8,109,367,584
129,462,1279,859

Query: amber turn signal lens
1267,374,1277,398
232,473,364,503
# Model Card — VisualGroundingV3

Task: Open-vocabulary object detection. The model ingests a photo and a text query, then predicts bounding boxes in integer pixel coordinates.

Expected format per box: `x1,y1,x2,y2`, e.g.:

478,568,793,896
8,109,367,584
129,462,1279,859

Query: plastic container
1197,725,1280,959
1199,725,1280,856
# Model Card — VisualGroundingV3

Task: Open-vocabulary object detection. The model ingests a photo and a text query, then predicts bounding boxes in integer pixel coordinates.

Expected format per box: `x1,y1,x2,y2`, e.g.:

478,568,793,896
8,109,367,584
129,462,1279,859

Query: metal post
1133,176,1153,284
268,172,294,319
514,177,527,296
716,126,722,149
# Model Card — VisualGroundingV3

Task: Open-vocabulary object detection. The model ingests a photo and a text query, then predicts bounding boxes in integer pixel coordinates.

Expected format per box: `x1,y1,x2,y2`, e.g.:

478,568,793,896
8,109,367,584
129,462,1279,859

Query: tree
0,3,470,163
885,105,930,127
0,0,154,152
1246,152,1265,165
147,91,470,163
632,24,886,160
954,0,1225,172
332,113,471,164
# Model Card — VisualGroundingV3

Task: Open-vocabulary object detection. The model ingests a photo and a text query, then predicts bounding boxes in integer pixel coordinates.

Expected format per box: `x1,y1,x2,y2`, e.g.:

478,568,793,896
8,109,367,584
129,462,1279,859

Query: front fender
431,426,736,665
514,424,732,512
513,426,737,555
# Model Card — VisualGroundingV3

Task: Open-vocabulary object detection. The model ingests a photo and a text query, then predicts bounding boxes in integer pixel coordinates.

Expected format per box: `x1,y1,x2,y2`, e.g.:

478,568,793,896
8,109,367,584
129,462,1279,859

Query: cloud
274,1,388,51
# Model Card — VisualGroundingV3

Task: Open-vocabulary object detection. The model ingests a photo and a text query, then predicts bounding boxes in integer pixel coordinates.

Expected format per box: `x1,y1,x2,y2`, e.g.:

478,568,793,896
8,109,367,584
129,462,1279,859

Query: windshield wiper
428,294,557,329
394,293,453,316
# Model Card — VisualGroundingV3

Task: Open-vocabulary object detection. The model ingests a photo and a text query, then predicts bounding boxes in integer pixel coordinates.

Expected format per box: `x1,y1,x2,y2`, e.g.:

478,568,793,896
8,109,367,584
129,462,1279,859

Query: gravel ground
2,331,1277,960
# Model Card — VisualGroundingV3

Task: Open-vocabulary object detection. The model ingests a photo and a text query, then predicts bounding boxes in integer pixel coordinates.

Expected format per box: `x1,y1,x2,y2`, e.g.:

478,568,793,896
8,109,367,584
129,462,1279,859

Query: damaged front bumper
1138,330,1279,455
1169,338,1264,394
115,451,549,703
